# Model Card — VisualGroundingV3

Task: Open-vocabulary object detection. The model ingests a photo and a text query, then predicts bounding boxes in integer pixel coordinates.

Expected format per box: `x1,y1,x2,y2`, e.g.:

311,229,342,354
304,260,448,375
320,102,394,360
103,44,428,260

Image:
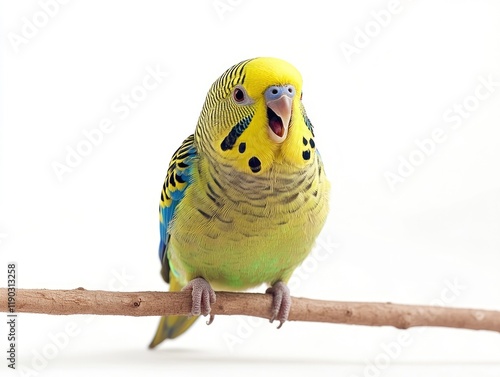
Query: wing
158,134,197,283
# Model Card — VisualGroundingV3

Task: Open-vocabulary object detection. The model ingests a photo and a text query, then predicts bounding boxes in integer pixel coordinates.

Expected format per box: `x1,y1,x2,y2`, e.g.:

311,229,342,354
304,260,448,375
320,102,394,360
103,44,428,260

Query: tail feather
149,315,199,348
148,273,198,349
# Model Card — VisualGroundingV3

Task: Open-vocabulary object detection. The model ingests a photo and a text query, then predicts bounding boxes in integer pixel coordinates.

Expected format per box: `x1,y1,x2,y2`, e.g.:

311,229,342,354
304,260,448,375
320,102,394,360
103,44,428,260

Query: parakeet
149,57,329,348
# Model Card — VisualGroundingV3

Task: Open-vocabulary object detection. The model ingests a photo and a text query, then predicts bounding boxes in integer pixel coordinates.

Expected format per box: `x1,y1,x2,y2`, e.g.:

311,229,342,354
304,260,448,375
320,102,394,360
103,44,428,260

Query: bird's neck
200,150,314,198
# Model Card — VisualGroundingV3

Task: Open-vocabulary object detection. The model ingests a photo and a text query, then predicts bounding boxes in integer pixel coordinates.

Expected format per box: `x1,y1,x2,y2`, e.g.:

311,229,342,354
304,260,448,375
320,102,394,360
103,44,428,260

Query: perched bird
149,57,329,348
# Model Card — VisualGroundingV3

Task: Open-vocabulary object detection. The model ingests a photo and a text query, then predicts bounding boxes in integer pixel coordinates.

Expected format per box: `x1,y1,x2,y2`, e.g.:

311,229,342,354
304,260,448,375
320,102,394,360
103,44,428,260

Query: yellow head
195,57,317,174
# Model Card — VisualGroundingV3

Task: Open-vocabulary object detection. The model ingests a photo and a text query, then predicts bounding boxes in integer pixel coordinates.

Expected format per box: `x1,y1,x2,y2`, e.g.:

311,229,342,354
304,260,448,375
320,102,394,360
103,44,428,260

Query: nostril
265,85,296,101
266,86,283,101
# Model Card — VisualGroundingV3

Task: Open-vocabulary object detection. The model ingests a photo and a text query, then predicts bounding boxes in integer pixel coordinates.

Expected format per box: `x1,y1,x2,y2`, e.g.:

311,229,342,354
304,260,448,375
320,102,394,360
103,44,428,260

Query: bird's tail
148,273,199,349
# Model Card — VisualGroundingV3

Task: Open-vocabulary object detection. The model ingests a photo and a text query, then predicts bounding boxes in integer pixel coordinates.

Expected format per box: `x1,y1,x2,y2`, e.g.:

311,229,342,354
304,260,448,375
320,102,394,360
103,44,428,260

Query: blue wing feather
158,135,197,271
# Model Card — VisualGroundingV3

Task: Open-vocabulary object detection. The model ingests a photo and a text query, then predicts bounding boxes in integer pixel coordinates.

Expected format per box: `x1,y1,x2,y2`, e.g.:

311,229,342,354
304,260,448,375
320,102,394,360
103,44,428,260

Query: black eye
233,88,245,102
300,91,303,100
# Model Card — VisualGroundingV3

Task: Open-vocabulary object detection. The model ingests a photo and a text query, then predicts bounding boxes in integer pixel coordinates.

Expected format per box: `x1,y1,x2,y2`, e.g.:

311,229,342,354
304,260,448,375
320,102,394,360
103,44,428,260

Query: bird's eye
232,85,253,105
233,88,245,102
300,91,303,100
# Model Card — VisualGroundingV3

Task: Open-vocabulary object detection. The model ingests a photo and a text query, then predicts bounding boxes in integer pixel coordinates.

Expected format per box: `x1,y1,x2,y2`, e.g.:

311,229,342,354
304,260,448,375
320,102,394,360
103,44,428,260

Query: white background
1,1,500,376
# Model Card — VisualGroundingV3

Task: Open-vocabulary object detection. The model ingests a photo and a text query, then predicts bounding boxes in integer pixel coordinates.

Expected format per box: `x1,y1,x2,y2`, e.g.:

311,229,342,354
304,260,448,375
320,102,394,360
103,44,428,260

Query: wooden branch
1,288,499,332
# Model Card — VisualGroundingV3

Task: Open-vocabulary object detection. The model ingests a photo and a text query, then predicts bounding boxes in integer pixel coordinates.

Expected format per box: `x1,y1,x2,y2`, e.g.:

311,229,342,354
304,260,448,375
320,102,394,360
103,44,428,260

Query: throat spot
248,156,262,173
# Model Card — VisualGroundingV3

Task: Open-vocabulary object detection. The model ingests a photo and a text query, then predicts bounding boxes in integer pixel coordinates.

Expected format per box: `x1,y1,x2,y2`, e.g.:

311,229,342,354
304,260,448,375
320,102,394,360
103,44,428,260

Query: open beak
266,95,292,143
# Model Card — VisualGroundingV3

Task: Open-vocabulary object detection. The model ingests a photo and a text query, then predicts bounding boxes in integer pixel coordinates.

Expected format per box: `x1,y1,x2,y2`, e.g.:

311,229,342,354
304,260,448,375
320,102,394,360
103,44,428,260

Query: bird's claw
266,281,291,329
182,277,216,323
206,314,215,325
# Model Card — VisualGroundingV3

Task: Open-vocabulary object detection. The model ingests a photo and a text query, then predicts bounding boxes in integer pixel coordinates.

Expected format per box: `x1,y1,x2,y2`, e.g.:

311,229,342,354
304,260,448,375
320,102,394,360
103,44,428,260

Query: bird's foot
181,277,216,324
265,281,291,329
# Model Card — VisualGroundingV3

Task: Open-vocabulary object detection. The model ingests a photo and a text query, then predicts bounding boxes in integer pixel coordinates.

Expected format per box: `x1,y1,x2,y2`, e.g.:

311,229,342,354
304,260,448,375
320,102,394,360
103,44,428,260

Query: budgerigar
149,57,330,348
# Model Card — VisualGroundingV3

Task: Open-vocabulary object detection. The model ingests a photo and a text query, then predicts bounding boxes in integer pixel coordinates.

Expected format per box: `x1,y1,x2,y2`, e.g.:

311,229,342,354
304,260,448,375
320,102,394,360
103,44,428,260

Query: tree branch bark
1,288,499,332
